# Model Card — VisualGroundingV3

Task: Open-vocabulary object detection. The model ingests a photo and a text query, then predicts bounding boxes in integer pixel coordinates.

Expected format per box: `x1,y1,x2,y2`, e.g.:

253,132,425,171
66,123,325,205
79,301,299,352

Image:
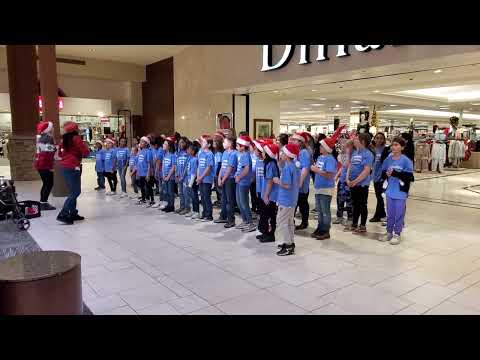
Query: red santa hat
140,136,150,145
291,131,310,143
166,136,176,143
105,138,115,146
264,143,279,160
63,121,78,134
320,125,346,153
237,135,252,147
252,139,265,152
36,121,53,135
283,143,300,159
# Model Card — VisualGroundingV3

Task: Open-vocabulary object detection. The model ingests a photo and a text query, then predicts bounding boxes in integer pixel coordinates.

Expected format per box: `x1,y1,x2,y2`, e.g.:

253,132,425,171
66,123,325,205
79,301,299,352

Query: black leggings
258,198,278,236
296,192,310,225
350,186,369,227
250,182,259,213
373,181,386,219
38,169,54,202
139,177,147,201
104,171,118,192
145,177,155,202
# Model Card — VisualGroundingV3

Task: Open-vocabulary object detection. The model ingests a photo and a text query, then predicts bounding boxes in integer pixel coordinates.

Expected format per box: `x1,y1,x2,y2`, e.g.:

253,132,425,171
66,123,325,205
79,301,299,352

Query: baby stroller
0,177,31,231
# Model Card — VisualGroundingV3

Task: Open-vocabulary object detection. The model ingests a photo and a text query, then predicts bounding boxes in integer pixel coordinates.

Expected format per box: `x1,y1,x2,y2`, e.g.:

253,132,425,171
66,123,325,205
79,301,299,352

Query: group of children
93,127,414,256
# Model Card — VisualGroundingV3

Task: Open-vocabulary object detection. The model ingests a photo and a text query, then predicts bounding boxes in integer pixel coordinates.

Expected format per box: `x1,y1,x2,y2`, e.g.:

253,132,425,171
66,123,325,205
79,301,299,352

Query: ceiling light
181,115,186,120
311,104,324,107
351,106,368,109
434,69,443,74
97,112,104,117
318,98,327,101
88,48,96,52
389,105,398,107
273,90,279,93
373,90,380,93
333,108,342,111
335,104,340,108
300,108,311,111
471,103,480,106
351,101,362,104
311,89,318,92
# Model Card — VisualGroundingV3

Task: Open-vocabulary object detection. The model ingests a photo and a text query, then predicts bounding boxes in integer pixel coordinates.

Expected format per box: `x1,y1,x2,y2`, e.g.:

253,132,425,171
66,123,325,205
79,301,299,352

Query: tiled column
6,45,40,181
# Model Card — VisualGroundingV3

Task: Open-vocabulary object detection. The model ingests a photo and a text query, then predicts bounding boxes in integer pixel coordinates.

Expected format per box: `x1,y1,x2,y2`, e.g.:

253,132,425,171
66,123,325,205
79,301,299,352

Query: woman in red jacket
57,121,90,225
34,121,56,211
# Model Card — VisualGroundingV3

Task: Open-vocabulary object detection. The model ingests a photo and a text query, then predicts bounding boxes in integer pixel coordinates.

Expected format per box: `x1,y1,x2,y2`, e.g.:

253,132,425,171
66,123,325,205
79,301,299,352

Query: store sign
100,117,110,123
260,45,385,72
38,96,64,111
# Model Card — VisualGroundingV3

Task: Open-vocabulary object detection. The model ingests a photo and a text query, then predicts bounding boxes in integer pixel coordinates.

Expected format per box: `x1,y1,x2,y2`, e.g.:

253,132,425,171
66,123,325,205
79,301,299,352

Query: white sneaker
191,212,201,220
242,223,257,233
120,192,127,198
379,233,393,242
144,202,154,208
105,191,112,196
184,211,194,218
235,222,248,229
110,191,117,196
151,203,161,208
159,204,167,210
390,234,401,245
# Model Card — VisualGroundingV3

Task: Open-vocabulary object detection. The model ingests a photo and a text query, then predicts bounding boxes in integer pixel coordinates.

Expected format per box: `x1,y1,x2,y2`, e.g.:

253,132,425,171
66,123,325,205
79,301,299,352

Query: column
6,45,40,181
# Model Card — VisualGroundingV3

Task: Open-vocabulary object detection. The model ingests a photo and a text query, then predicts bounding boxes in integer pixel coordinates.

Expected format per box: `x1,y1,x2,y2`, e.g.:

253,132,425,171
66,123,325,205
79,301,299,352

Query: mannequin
357,111,370,134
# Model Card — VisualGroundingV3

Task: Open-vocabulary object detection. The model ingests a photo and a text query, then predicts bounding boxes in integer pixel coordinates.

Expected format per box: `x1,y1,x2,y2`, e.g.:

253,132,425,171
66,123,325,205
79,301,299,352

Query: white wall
249,93,280,138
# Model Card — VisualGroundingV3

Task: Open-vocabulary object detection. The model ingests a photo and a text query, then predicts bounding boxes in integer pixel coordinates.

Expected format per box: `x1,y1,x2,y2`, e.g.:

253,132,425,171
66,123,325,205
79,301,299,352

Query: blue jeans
96,171,105,188
200,182,213,219
315,194,332,233
186,182,200,213
236,184,252,223
162,179,175,208
220,178,236,222
178,178,186,209
117,166,127,193
60,167,82,218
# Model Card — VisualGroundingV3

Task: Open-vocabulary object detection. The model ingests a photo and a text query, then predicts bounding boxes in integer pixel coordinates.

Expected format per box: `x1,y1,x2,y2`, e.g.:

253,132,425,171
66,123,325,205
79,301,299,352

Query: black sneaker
311,229,323,238
259,235,275,243
163,207,175,213
224,222,235,228
369,217,382,223
94,186,101,191
214,218,228,224
202,217,214,222
277,243,295,256
73,214,85,221
56,214,73,225
256,233,266,240
40,202,56,211
295,223,308,231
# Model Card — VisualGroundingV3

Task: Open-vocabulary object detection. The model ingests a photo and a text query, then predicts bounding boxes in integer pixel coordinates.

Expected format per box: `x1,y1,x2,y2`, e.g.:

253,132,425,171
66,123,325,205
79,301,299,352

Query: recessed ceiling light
300,108,311,111
373,90,380,93
333,108,342,111
311,89,318,92
88,48,96,52
351,101,362,104
181,115,186,120
434,69,443,74
471,103,480,106
311,104,324,107
273,90,279,93
335,104,340,108
389,105,398,107
97,112,104,117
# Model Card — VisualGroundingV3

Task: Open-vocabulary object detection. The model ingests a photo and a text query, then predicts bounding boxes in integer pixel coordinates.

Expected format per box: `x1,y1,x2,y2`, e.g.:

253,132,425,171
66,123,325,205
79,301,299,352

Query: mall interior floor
5,162,480,315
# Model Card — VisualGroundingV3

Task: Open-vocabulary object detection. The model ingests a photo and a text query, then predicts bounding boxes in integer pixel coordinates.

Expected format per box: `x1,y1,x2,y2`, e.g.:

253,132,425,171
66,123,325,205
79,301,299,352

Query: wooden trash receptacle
0,251,82,315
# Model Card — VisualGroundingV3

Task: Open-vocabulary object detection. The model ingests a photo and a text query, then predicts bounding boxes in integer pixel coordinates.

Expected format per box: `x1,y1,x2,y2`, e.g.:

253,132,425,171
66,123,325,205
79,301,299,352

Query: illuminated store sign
260,45,385,72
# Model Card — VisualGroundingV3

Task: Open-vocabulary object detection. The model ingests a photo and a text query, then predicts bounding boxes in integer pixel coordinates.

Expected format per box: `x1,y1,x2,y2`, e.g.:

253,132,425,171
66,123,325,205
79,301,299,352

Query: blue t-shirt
136,149,150,177
95,149,105,173
198,150,215,184
162,152,177,178
220,150,237,179
104,149,117,172
262,160,279,202
382,154,414,200
129,154,137,172
255,158,264,194
176,150,189,181
314,154,337,189
214,151,223,175
349,148,374,187
186,155,198,183
373,146,385,183
235,151,252,187
298,149,312,194
116,147,130,169
277,161,300,208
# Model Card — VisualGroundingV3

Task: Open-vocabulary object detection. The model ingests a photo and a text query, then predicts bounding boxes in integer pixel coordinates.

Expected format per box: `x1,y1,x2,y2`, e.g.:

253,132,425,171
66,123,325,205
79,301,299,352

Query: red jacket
59,135,90,169
34,137,56,170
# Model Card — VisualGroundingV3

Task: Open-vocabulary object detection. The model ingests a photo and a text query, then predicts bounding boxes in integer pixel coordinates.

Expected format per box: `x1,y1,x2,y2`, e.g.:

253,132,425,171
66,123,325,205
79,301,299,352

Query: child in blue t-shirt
235,137,255,232
273,143,300,256
196,138,215,221
213,138,224,209
311,141,338,240
116,138,130,197
333,140,353,225
104,139,118,195
380,137,414,245
136,137,152,205
258,142,280,243
94,140,105,191
128,146,139,198
184,142,200,219
175,138,189,214
250,148,260,216
217,136,238,228
161,138,177,212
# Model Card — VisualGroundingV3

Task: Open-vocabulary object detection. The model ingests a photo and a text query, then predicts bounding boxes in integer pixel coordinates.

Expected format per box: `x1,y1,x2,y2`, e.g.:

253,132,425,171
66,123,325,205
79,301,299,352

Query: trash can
0,251,82,315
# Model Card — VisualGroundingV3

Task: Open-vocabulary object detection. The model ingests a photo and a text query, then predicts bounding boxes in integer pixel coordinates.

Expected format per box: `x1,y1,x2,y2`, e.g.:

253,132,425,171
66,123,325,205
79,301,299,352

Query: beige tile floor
4,162,480,315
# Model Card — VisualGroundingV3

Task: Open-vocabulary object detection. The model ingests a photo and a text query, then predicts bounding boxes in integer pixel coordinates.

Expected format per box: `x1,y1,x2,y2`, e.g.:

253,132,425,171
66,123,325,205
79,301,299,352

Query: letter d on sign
261,45,295,72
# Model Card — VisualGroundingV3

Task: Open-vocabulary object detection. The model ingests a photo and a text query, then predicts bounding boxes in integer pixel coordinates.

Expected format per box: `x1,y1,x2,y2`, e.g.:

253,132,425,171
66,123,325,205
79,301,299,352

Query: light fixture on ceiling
351,106,368,109
333,108,342,111
317,97,327,101
273,90,279,93
97,112,104,117
300,108,311,111
471,103,480,106
77,112,82,115
351,101,362,104
389,105,398,107
88,48,96,52
311,104,324,107
434,69,443,74
311,89,318,92
181,115,186,120
335,104,340,108
373,90,380,93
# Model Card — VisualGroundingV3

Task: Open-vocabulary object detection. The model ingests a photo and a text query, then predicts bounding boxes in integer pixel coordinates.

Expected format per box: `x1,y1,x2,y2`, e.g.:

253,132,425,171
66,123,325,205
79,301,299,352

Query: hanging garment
414,142,430,172
431,142,446,172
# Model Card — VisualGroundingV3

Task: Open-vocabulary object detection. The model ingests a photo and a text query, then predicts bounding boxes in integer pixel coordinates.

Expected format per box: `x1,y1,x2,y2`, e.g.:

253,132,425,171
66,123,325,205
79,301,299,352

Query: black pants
38,169,54,203
145,177,155,202
139,176,147,201
258,199,278,236
250,182,259,213
373,181,386,219
104,171,117,192
350,186,369,227
296,192,310,226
